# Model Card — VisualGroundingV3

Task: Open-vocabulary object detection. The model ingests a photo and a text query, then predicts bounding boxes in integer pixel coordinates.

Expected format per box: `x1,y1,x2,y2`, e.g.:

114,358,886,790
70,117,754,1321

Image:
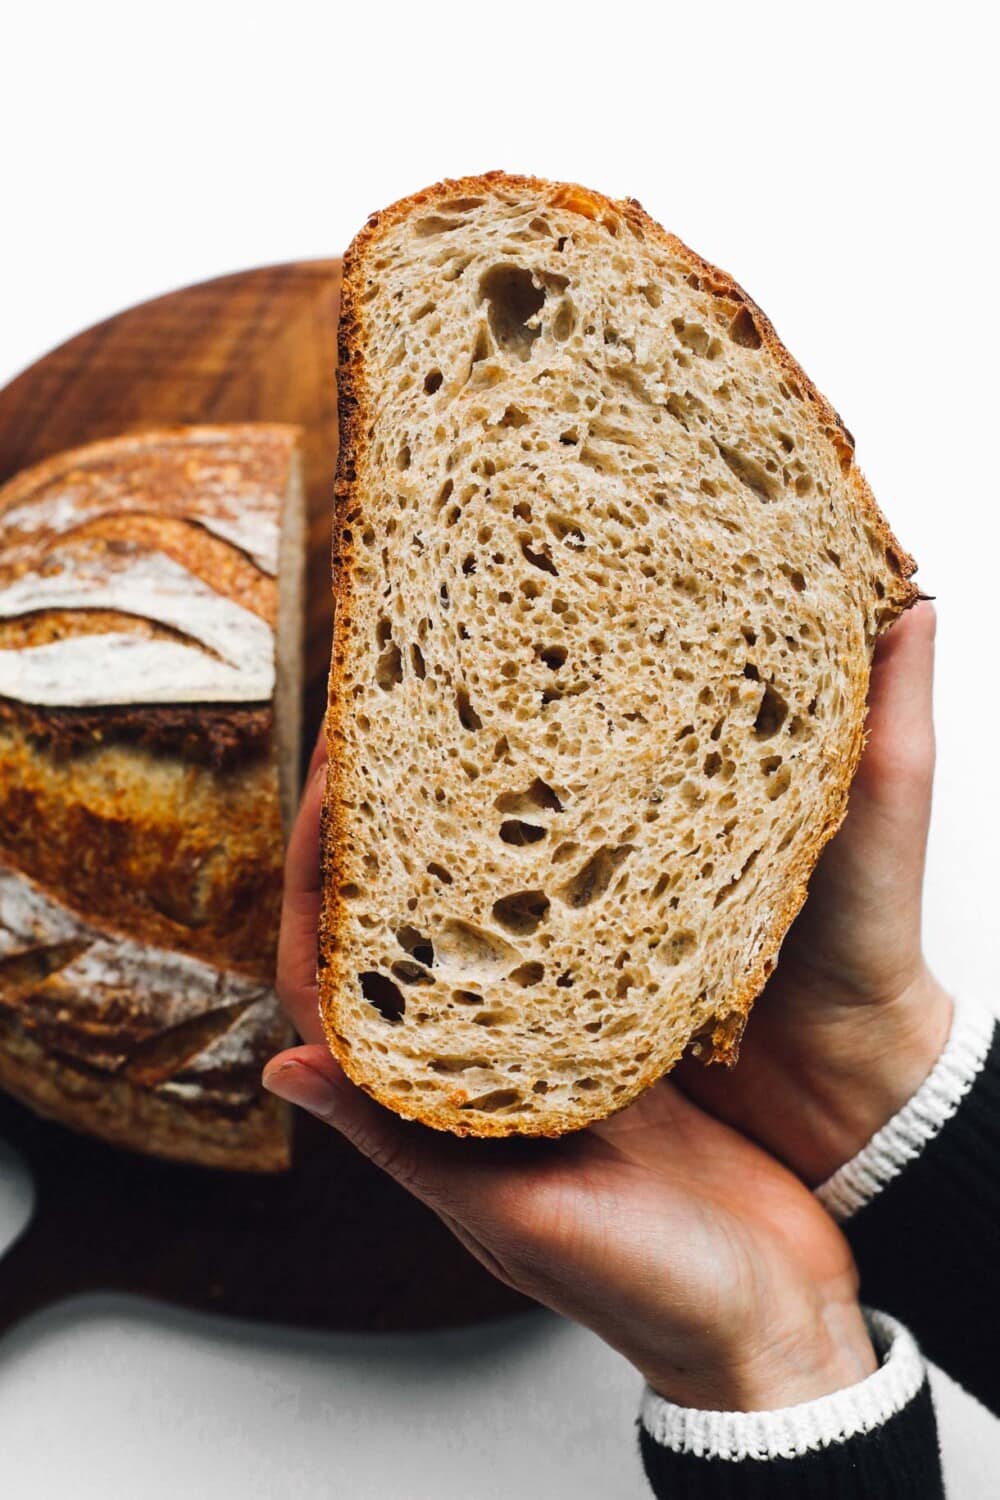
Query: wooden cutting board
0,263,527,1335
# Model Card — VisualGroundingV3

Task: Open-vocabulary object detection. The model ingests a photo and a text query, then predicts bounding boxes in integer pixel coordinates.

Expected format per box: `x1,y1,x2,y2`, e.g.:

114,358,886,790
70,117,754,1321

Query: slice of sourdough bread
320,173,917,1137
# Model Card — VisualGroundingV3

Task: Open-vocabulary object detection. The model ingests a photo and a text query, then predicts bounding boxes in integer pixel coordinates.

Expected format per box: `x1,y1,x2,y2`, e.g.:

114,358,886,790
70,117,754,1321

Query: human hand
264,742,875,1411
678,602,953,1183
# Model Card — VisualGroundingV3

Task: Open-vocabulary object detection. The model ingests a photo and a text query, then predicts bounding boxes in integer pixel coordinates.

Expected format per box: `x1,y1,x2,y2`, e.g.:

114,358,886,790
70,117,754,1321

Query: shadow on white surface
0,1139,34,1259
0,1294,649,1498
0,1291,996,1496
1,1291,997,1497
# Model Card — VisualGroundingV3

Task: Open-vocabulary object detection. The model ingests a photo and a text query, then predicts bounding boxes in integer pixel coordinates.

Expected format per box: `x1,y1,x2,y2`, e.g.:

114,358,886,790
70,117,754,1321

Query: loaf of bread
320,173,917,1137
0,424,304,1169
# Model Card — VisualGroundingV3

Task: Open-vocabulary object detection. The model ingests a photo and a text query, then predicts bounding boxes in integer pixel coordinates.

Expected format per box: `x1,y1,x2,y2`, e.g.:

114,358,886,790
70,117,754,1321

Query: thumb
856,600,936,800
262,1044,470,1205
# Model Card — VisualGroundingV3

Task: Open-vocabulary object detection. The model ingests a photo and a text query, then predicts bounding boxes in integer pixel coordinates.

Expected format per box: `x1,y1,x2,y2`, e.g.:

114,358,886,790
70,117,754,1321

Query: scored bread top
0,424,299,709
320,173,917,1137
0,424,304,1169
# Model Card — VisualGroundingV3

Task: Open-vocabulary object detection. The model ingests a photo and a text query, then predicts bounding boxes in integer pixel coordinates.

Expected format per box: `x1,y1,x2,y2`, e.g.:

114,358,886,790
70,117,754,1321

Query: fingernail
262,1061,337,1120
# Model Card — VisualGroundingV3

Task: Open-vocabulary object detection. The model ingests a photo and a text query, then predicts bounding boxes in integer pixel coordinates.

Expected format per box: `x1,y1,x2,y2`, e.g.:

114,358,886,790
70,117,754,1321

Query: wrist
794,968,953,1182
644,1296,877,1413
745,964,954,1185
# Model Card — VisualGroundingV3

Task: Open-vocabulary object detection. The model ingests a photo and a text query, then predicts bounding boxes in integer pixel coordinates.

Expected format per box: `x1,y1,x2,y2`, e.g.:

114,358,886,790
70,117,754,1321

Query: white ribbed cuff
816,999,997,1223
639,1310,922,1462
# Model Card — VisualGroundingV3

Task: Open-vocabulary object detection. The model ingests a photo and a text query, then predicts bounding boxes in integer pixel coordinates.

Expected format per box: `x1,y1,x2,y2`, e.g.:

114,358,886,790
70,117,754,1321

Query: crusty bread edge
0,1019,293,1172
318,172,920,1138
0,422,302,518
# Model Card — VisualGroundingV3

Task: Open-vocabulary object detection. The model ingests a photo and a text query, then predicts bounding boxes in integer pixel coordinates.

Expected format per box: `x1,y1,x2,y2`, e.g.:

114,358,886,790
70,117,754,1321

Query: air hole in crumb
496,778,564,814
714,850,760,906
472,1009,515,1028
559,845,634,908
359,972,405,1024
729,306,763,348
437,922,521,977
396,927,435,966
754,683,789,738
460,1088,521,1112
547,513,585,546
391,960,432,986
423,369,443,394
470,324,491,365
500,405,529,428
427,862,453,885
661,930,697,966
478,265,545,361
552,301,576,341
456,687,483,731
532,1080,550,1094
767,766,792,800
500,820,547,846
510,961,545,987
780,565,807,592
414,215,467,237
492,890,550,934
521,538,558,575
537,644,567,671
703,751,722,778
461,553,476,575
718,443,778,501
376,642,403,690
410,643,426,678
396,444,411,471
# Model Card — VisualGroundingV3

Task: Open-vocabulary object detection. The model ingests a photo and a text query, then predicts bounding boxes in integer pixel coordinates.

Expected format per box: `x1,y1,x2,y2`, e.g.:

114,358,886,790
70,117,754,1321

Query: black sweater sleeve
839,1016,1000,1413
637,1313,944,1498
639,1378,943,1498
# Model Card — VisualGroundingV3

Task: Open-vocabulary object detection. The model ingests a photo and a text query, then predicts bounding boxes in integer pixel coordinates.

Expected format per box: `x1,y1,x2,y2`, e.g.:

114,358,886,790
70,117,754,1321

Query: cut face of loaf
0,425,304,1169
321,173,917,1137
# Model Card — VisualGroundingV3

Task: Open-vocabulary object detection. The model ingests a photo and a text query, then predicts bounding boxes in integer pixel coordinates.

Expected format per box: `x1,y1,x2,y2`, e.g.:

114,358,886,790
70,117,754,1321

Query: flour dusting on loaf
320,174,918,1136
0,425,304,1169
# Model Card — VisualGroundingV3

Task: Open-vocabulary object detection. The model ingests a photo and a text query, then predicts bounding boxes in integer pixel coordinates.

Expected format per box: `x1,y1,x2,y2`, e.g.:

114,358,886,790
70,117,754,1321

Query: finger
275,758,328,1044
262,1043,478,1205
857,600,936,796
306,722,327,781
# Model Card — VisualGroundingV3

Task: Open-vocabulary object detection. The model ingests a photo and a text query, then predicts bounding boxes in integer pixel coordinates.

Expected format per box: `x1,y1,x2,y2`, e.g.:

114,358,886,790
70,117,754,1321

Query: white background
1,0,998,1493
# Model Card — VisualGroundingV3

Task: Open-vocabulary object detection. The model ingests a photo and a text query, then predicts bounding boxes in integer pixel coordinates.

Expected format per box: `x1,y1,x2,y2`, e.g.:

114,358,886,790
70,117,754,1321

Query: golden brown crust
0,423,300,1167
320,173,918,1137
0,423,299,531
0,1015,291,1171
0,729,282,973
0,695,272,770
